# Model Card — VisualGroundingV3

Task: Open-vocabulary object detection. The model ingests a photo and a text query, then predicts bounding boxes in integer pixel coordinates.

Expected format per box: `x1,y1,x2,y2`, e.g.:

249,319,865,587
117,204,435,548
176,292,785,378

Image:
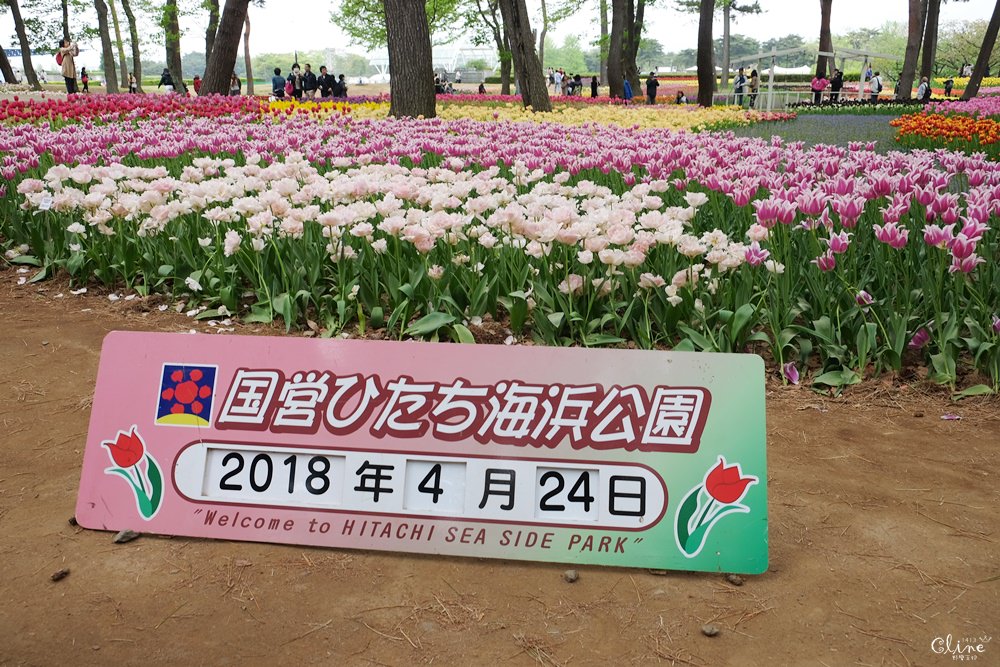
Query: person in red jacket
193,75,202,95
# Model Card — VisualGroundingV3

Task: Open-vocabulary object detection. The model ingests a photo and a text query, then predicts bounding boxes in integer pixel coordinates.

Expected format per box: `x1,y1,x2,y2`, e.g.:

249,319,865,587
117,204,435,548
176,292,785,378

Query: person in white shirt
553,69,563,95
916,76,930,102
869,71,882,103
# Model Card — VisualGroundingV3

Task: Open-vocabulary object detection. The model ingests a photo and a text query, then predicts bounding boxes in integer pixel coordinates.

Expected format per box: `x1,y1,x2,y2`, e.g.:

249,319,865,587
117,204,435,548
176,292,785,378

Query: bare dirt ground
1,270,997,667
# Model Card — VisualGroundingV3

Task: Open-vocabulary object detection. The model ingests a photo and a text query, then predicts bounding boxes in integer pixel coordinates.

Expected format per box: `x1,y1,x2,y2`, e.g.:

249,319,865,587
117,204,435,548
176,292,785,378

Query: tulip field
1,93,998,390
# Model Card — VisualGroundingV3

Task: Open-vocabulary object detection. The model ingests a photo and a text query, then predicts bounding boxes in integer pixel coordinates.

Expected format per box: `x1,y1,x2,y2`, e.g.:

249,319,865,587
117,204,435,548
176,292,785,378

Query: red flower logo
102,426,145,468
705,457,757,504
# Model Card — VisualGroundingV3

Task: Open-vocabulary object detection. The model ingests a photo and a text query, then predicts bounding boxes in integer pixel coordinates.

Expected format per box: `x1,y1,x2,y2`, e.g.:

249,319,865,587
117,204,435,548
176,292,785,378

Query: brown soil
1,271,998,667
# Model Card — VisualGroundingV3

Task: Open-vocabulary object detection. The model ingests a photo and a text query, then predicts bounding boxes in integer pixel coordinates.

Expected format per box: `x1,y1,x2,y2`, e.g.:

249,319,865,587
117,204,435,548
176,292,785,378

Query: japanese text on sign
213,370,711,453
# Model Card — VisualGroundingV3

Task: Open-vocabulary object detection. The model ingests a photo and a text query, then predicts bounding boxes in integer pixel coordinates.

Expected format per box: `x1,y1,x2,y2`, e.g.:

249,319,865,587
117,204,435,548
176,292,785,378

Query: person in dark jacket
157,68,174,93
335,74,347,98
271,67,285,97
645,72,659,104
830,69,844,102
317,66,335,97
590,76,598,98
302,63,318,99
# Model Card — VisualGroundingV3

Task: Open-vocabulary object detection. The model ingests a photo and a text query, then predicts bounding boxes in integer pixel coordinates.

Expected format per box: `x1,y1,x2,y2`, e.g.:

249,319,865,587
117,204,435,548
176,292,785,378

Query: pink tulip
855,290,874,307
812,250,836,272
825,230,851,254
948,233,976,260
873,222,909,249
922,223,955,249
744,241,770,266
908,328,931,349
949,253,986,274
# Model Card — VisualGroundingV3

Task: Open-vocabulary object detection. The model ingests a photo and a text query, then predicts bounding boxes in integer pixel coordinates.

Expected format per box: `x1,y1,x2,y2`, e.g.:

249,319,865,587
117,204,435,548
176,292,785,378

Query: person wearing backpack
869,71,882,103
57,38,79,94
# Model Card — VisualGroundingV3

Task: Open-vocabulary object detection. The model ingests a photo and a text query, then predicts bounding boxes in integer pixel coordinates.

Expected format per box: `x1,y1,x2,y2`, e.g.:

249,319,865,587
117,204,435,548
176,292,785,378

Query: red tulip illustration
102,426,163,520
102,427,145,468
675,456,758,558
705,458,757,504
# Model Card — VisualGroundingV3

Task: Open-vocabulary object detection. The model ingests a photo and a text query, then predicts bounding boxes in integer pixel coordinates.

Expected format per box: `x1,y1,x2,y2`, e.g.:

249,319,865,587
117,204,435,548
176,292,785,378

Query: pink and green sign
76,332,767,574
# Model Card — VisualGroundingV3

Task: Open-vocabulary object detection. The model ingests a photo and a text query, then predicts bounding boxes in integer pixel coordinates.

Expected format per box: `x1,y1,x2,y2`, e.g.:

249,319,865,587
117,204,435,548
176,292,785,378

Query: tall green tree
200,0,249,94
899,0,925,99
678,0,760,87
107,0,129,87
94,0,120,92
816,0,833,79
384,0,435,117
331,0,464,50
463,0,512,93
498,0,551,110
962,0,1000,99
120,0,141,90
696,0,714,106
4,0,41,89
204,0,218,66
0,39,17,82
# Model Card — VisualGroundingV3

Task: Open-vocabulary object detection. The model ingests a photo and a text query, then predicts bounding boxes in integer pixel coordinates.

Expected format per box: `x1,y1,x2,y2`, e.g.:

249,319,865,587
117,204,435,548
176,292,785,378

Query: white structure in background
366,46,500,83
727,45,899,109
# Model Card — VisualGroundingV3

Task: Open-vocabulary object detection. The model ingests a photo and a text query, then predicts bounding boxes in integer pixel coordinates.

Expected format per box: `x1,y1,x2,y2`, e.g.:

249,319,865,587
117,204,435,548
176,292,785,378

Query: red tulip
102,426,145,468
704,457,757,504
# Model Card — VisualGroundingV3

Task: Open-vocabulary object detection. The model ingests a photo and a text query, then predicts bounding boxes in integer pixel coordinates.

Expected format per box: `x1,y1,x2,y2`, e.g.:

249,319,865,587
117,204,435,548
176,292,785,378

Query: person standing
748,69,760,108
317,66,334,97
271,67,285,97
553,69,563,96
869,71,882,103
192,74,202,95
590,75,598,98
810,71,828,104
336,74,347,98
157,68,174,93
829,69,843,102
287,64,303,99
128,72,137,94
645,71,659,104
623,78,633,104
229,73,242,96
302,63,318,99
57,38,78,94
80,67,89,93
478,82,486,94
734,67,747,106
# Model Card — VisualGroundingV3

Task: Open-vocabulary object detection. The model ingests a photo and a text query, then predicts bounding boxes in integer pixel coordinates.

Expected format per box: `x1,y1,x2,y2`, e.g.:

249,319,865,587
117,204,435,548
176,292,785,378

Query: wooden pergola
729,46,900,110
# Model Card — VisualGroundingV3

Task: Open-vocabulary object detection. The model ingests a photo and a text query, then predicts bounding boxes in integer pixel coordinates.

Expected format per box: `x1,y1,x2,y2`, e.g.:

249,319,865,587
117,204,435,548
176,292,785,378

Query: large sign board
76,333,767,574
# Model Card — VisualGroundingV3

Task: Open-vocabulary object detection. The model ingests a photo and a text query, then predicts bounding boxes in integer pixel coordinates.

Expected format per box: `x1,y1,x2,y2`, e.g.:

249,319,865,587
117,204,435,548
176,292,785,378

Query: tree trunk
623,0,643,94
498,0,551,111
599,0,608,82
8,0,41,90
899,0,925,99
107,0,129,88
920,0,941,80
200,0,250,95
816,0,833,79
722,1,730,88
0,42,16,84
538,0,548,68
62,0,70,43
164,0,187,94
500,43,512,95
93,0,120,93
205,0,220,70
120,0,142,92
384,0,436,118
697,0,714,106
243,13,253,95
608,0,625,98
961,0,1000,100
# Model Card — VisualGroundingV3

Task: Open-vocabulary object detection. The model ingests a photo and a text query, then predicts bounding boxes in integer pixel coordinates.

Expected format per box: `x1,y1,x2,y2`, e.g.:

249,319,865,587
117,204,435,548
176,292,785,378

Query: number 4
418,463,444,504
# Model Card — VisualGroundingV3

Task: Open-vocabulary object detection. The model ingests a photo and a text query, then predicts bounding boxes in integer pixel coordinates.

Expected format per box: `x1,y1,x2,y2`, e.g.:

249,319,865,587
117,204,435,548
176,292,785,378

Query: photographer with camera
57,38,79,94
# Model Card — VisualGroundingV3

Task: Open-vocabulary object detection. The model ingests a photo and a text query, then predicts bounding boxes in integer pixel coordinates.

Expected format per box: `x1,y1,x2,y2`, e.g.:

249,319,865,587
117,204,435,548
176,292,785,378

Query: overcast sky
3,0,995,68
